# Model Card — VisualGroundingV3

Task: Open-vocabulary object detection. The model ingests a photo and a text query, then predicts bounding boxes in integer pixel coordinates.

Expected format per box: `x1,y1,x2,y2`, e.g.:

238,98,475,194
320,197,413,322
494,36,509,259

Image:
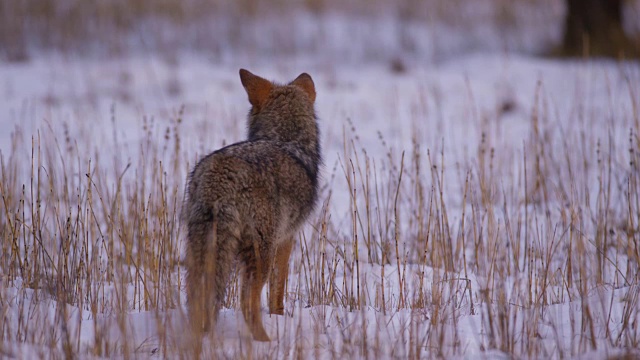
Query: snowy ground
1,14,640,359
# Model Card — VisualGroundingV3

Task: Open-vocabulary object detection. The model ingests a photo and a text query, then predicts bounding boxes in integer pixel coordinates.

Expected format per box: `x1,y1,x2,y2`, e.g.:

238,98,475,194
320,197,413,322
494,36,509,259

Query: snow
1,9,640,359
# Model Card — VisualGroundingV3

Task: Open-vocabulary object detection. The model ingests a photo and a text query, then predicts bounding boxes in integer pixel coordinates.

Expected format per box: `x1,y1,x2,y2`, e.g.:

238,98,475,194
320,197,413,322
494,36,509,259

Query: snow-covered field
2,9,640,359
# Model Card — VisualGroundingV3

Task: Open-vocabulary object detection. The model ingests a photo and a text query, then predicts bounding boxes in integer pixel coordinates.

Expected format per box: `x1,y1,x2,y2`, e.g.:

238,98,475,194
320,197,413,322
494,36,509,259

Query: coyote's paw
251,327,271,342
268,307,285,316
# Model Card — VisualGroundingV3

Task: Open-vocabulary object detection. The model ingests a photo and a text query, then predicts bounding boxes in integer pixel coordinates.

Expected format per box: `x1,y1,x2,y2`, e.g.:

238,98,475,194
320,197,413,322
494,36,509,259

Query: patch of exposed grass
1,58,639,358
0,0,566,61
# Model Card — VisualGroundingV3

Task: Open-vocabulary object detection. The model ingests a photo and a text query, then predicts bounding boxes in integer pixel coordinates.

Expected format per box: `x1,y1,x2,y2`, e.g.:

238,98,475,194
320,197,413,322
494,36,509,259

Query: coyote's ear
239,69,273,108
291,73,316,103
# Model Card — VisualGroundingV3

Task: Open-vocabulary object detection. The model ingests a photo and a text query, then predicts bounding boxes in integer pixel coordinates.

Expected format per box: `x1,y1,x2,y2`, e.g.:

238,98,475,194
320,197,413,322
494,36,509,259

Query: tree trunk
561,0,638,58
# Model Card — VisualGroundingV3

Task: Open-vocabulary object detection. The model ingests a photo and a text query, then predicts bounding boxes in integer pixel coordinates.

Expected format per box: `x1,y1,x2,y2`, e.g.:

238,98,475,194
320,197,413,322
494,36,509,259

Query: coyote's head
239,69,318,150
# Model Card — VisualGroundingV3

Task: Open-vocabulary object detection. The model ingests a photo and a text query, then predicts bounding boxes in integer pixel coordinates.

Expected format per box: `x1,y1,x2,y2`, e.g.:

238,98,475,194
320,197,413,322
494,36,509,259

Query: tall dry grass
1,61,639,358
0,0,565,62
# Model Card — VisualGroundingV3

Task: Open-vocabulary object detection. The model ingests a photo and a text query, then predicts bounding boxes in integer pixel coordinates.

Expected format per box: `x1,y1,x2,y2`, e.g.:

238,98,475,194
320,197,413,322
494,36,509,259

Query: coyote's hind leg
269,238,294,315
240,239,274,341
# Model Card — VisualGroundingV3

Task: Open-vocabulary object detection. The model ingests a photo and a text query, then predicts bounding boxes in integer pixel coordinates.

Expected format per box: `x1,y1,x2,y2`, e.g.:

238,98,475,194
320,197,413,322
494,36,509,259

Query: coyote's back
184,69,320,341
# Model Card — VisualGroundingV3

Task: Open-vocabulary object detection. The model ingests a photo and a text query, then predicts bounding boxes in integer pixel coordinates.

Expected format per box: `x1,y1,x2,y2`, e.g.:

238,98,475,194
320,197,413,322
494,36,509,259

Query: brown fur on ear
239,69,273,109
290,73,316,103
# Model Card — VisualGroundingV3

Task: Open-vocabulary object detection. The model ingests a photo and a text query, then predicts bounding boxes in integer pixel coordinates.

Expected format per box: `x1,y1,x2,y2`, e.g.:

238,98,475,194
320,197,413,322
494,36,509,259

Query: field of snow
1,9,640,359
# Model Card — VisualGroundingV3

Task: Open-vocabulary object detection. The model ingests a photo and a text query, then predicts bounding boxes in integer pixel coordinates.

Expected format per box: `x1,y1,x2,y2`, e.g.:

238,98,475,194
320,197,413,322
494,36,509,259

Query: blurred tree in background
561,0,639,58
1,0,638,61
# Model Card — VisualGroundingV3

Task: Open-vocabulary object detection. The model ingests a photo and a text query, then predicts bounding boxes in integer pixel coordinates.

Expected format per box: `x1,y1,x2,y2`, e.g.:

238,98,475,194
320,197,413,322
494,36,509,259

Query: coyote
183,69,320,341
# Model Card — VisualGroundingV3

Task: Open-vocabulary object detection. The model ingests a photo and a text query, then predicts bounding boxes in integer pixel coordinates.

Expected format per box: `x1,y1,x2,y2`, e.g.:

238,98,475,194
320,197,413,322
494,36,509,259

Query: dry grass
0,0,565,62
0,1,639,357
1,58,640,358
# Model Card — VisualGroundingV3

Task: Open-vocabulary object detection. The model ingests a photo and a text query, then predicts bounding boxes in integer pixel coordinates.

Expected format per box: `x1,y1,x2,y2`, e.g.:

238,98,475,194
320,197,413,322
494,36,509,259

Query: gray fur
183,69,320,341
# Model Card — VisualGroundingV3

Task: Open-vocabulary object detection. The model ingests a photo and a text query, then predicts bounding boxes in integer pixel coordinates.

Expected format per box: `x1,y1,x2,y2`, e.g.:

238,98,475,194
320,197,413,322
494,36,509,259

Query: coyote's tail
185,199,241,332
